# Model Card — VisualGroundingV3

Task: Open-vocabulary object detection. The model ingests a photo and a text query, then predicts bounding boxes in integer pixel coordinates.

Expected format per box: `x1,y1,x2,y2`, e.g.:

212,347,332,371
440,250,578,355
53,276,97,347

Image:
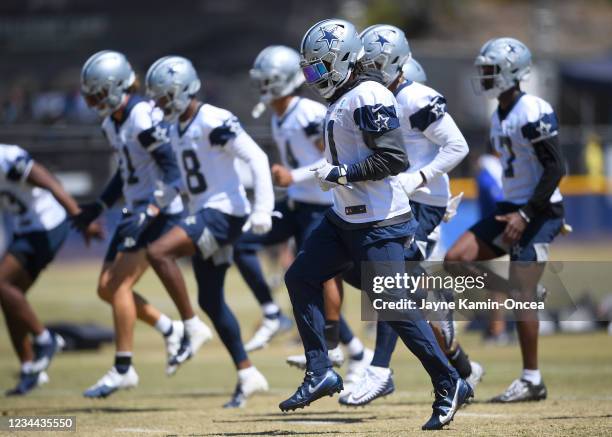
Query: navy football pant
285,216,458,390
192,254,247,366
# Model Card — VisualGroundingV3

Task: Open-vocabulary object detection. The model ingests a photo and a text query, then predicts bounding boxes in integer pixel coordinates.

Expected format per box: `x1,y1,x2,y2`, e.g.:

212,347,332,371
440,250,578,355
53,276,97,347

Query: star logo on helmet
374,112,390,131
536,120,552,137
317,26,340,50
373,33,391,50
167,66,178,76
506,44,517,53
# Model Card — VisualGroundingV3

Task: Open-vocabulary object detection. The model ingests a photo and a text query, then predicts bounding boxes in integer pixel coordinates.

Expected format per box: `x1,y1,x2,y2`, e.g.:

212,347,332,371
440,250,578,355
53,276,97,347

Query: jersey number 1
181,150,207,194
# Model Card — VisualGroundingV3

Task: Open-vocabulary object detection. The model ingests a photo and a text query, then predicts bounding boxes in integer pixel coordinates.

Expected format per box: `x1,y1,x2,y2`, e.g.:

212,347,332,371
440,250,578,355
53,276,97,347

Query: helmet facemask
301,51,353,99
359,52,407,86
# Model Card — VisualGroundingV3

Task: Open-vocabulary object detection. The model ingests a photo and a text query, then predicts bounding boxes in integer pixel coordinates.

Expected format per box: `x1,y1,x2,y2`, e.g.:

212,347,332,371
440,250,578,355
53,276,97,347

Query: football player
279,19,472,430
445,37,566,402
238,45,372,386
145,56,272,407
339,25,484,407
76,51,212,398
0,143,101,395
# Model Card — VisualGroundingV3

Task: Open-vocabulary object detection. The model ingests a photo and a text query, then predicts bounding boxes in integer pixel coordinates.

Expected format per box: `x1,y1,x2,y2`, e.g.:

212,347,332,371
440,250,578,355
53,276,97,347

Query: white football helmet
299,18,363,99
145,56,201,121
472,37,531,99
402,57,427,84
80,50,135,117
250,46,305,104
359,24,411,86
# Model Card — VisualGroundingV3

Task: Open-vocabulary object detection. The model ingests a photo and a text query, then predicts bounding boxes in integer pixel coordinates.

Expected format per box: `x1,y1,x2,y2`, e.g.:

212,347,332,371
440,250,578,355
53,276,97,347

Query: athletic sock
448,346,472,379
347,337,365,360
34,329,52,345
21,361,34,374
155,314,173,337
262,302,281,320
238,366,257,382
183,316,201,333
521,368,542,385
114,352,132,375
370,365,391,378
324,320,340,349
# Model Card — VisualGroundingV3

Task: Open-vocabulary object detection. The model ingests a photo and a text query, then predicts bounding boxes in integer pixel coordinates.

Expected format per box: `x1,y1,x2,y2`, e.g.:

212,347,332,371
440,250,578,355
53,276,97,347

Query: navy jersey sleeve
209,116,243,146
99,169,123,208
409,95,447,132
520,112,559,143
352,104,400,136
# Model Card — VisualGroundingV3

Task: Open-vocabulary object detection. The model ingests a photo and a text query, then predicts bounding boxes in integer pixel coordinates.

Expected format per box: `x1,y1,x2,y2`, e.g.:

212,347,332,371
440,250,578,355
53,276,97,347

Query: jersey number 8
181,150,207,194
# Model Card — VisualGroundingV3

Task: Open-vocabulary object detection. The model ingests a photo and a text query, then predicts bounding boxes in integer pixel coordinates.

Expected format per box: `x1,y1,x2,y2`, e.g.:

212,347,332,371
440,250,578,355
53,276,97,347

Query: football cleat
168,319,213,370
244,317,282,352
422,378,473,430
223,367,269,408
83,366,139,398
466,361,485,390
279,369,343,412
32,333,64,373
286,346,344,370
6,371,49,396
340,348,374,397
490,378,547,403
165,320,185,376
339,366,394,407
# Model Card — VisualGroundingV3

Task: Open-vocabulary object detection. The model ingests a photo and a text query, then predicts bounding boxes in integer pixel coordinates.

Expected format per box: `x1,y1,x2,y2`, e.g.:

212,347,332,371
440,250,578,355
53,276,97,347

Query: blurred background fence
2,0,612,244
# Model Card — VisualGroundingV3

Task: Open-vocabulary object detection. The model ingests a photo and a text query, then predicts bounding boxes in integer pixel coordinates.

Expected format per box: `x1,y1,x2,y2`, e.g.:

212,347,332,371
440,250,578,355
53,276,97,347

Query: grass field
1,243,612,436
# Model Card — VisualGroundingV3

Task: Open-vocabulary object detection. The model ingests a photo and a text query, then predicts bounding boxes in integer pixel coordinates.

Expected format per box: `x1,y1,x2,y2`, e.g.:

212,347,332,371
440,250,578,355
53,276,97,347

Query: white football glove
398,171,425,197
153,182,179,209
243,210,273,235
311,162,349,192
443,192,464,223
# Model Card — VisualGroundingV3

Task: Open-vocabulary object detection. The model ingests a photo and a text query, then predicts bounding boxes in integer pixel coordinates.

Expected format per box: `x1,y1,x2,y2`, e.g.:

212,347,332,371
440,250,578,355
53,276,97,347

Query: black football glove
72,201,104,231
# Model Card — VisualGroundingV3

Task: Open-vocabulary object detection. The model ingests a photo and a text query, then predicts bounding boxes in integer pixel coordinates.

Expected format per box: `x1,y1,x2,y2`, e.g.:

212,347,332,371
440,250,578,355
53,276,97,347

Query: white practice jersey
490,93,562,205
101,96,182,213
0,144,66,233
324,80,411,224
395,81,468,207
169,103,274,216
271,97,332,205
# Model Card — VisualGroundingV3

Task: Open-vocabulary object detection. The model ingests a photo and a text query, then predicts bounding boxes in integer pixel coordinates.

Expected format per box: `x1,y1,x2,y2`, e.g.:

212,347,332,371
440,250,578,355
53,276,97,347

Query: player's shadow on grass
48,407,174,414
542,414,612,420
200,431,367,436
214,416,370,425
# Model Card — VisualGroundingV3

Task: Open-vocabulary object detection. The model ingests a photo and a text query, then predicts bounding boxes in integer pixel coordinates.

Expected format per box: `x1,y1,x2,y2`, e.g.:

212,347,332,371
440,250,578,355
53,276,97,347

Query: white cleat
244,317,281,352
466,360,485,390
83,366,139,398
223,367,269,408
340,348,374,397
165,321,185,376
167,319,213,372
286,346,345,370
339,365,395,406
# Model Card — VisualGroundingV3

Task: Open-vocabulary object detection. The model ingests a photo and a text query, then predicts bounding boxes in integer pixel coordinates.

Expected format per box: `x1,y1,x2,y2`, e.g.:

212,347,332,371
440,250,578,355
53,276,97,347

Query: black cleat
279,369,343,412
